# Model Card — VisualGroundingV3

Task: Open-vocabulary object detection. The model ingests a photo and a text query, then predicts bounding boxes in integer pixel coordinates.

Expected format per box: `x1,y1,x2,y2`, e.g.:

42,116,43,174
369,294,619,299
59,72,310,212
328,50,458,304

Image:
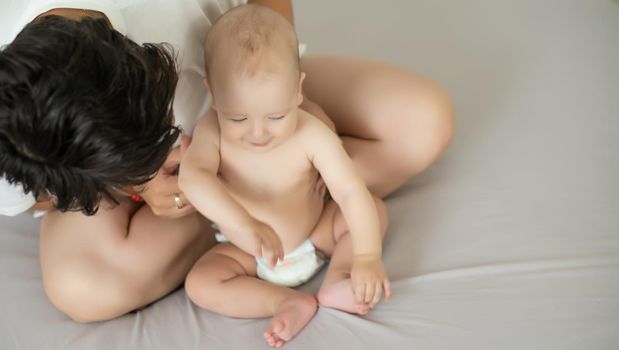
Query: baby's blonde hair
204,4,300,84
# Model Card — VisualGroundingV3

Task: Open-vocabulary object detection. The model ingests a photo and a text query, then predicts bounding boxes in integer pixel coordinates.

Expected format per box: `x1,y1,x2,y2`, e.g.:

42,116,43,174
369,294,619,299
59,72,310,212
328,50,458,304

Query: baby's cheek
279,120,298,137
221,126,245,141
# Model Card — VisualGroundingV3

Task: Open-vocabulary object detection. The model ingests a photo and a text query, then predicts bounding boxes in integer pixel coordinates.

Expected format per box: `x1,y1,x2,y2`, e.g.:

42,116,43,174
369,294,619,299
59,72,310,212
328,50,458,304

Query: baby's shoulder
296,109,341,149
296,109,335,139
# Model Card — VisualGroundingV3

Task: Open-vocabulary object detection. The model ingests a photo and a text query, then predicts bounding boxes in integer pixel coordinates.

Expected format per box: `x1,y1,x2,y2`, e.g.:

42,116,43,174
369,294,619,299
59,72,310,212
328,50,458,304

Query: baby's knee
184,267,213,307
184,254,238,312
185,275,227,313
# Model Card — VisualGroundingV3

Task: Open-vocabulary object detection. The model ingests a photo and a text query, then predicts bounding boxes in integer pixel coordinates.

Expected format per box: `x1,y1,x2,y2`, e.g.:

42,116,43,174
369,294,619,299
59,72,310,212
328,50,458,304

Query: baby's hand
238,219,284,269
351,255,392,306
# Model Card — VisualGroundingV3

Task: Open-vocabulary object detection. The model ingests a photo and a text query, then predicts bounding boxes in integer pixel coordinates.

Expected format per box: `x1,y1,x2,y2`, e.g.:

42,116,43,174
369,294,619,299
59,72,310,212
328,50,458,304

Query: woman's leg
40,202,216,323
301,55,455,198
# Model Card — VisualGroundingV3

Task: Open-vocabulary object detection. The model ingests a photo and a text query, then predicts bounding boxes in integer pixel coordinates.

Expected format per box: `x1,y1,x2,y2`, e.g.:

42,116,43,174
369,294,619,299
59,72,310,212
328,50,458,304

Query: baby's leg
310,197,389,315
185,243,317,348
40,202,215,323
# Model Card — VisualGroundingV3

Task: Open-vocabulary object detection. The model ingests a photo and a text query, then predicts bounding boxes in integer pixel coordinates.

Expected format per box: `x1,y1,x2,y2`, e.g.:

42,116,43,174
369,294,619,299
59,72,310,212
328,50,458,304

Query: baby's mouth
248,139,272,147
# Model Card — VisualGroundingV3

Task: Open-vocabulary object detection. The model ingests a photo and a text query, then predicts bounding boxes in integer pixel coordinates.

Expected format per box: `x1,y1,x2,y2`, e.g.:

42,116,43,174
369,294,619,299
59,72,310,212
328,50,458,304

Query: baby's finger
262,243,278,269
371,283,383,307
278,244,285,263
354,282,366,304
270,235,284,264
364,282,375,304
269,250,278,269
383,278,392,302
255,240,263,258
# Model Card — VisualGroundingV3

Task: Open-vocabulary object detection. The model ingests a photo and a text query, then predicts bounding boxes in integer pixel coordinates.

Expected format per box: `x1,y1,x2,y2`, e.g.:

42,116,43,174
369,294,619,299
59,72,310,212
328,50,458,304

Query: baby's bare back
218,122,324,253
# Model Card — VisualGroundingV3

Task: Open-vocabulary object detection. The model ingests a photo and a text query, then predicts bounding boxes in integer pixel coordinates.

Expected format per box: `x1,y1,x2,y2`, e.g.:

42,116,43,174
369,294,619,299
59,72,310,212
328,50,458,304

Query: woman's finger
167,200,196,219
152,197,195,218
143,177,179,209
152,190,185,213
171,191,191,210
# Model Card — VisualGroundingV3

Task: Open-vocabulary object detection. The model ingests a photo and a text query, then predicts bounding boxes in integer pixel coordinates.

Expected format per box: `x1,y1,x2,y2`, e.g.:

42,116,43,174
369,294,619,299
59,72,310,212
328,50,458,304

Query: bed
1,0,618,349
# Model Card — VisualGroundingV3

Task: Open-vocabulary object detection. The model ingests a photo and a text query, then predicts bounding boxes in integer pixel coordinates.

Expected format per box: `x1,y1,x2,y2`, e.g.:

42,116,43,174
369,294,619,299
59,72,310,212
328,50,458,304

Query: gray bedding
1,0,618,349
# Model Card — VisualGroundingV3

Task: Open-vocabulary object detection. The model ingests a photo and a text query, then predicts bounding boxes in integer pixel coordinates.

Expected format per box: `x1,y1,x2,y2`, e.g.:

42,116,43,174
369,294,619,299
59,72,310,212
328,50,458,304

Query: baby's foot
263,294,317,347
317,279,372,315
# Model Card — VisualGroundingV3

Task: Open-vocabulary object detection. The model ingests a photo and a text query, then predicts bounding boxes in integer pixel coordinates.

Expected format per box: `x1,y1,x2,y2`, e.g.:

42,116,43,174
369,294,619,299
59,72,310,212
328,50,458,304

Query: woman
0,0,453,323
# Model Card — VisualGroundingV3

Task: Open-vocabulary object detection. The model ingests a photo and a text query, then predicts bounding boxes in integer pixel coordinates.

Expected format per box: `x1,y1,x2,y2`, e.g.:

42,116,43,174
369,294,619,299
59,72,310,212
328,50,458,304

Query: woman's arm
247,0,294,25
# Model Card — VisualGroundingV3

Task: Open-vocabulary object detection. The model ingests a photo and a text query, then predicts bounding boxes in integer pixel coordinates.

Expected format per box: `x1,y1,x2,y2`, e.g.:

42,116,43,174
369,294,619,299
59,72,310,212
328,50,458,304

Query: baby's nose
251,121,267,137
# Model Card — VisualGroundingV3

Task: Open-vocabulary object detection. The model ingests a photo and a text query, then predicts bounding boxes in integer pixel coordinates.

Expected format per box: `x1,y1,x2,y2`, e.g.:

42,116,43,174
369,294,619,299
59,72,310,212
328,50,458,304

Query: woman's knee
391,78,455,173
43,265,141,323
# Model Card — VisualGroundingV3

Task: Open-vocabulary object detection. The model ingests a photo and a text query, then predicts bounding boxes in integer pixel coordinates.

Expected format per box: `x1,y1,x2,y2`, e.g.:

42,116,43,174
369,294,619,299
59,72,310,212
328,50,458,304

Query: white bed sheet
1,0,618,349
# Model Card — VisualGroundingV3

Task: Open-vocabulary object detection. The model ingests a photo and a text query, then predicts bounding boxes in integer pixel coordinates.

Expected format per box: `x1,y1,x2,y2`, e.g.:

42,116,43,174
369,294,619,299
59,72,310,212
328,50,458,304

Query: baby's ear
204,78,217,110
297,72,306,105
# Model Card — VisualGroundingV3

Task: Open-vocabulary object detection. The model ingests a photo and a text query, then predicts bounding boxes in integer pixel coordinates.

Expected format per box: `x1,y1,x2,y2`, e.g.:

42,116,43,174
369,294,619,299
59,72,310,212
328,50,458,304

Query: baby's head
204,4,304,151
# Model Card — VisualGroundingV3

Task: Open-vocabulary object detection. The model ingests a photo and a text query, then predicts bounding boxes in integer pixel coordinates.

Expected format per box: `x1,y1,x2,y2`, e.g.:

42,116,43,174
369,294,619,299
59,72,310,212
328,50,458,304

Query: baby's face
211,70,304,153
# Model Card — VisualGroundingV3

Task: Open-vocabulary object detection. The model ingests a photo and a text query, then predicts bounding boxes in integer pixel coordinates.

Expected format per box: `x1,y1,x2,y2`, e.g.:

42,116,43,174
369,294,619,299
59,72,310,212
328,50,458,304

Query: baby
179,4,390,348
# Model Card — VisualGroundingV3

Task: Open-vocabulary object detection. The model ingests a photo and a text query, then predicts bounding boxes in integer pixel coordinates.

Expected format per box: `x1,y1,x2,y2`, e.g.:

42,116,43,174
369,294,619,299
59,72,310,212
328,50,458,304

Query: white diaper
214,228,326,287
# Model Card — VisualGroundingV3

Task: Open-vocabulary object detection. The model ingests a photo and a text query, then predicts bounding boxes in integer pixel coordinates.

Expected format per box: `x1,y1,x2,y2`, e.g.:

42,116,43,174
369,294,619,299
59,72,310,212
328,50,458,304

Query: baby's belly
230,188,325,254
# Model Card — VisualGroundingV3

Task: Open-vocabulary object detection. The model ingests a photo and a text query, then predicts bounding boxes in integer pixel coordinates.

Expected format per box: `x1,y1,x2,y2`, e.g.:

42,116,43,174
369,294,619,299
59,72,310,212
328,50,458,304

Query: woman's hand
137,135,195,219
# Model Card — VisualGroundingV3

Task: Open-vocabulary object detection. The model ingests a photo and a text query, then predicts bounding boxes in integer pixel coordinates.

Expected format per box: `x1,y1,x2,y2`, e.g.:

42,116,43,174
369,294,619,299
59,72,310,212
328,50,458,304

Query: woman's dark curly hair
0,15,180,215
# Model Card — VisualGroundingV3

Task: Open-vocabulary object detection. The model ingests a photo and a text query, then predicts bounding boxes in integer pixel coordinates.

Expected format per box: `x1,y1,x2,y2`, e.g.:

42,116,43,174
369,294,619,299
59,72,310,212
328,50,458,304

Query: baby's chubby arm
179,111,284,267
304,115,391,304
